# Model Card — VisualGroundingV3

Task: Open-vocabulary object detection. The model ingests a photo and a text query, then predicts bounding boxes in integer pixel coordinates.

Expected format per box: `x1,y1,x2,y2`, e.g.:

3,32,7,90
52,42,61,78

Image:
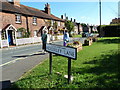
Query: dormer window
33,17,37,25
15,14,21,24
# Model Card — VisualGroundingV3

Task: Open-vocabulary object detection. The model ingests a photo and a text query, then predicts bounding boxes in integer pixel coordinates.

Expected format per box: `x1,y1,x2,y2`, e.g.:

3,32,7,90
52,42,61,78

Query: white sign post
46,43,77,84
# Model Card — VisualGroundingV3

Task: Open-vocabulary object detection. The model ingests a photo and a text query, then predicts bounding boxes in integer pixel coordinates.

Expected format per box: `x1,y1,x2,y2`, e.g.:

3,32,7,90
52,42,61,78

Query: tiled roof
42,10,64,22
0,1,64,22
50,14,64,22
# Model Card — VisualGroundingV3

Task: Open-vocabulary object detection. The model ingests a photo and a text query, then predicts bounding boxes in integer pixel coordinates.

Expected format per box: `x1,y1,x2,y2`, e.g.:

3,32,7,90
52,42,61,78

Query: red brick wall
27,17,46,37
1,12,27,30
1,12,65,37
1,12,47,37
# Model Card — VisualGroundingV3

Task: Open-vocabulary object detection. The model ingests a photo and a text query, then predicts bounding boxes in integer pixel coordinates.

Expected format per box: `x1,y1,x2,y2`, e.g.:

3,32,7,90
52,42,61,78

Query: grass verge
72,34,82,38
12,37,120,88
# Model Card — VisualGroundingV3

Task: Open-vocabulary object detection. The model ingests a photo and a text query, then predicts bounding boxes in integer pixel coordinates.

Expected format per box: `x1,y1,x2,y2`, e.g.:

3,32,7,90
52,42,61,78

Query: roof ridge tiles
1,1,64,22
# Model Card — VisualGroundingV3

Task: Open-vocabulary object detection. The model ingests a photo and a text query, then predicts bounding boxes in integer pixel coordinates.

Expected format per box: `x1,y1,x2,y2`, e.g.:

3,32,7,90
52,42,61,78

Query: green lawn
72,34,82,38
12,37,120,88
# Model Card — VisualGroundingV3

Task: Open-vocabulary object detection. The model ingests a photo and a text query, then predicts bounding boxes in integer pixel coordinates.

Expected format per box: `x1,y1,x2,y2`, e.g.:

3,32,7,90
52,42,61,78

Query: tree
53,21,58,31
81,23,87,27
65,20,74,37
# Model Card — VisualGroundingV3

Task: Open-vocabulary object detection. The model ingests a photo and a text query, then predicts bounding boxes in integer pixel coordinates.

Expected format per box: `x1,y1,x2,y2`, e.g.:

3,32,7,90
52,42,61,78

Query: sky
21,1,119,25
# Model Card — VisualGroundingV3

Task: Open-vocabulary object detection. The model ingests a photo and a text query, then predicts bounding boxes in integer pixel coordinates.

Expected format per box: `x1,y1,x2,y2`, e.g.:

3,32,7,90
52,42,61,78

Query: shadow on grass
97,38,120,44
72,50,119,88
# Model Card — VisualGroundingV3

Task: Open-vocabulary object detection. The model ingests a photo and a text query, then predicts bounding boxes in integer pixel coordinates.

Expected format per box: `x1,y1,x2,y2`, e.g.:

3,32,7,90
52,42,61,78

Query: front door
8,30,14,45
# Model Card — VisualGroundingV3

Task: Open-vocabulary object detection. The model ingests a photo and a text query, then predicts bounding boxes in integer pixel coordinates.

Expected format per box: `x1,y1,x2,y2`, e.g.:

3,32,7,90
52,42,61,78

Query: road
0,37,86,85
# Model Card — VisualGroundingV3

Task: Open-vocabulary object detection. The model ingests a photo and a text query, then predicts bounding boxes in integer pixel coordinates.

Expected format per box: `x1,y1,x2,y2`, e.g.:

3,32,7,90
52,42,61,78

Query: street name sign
45,43,77,84
46,43,77,60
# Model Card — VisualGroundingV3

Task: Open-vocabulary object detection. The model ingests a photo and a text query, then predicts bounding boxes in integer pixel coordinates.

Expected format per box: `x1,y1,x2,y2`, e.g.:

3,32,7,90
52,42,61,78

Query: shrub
67,41,82,47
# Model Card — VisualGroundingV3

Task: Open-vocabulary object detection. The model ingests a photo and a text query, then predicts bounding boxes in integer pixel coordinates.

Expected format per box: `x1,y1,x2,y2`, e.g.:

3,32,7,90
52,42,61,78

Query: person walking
63,30,70,46
41,30,47,53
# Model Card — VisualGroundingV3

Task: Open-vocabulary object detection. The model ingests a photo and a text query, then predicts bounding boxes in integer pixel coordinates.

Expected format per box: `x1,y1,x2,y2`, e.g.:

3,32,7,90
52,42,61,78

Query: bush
97,24,120,37
17,28,30,38
92,37,98,42
67,41,82,47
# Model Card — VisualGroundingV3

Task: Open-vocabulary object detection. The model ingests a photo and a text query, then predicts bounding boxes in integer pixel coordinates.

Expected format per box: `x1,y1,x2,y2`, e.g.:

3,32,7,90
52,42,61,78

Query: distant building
82,24,91,33
90,25,98,33
110,18,120,24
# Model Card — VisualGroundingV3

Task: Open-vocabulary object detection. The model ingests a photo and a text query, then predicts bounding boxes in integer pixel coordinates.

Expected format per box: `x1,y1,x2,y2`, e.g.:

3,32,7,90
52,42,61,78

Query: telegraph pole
99,0,102,37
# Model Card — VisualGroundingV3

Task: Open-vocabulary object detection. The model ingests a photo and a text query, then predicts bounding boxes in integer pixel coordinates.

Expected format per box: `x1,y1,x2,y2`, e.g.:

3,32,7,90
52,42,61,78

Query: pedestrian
41,30,47,53
63,30,70,46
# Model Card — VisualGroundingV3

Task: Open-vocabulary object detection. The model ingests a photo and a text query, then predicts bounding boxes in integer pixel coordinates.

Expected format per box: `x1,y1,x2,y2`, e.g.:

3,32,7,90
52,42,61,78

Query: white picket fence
0,35,63,48
1,40,8,48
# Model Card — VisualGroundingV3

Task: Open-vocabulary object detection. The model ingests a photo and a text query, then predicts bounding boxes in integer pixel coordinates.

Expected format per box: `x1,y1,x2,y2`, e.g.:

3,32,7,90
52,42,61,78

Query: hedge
97,25,120,37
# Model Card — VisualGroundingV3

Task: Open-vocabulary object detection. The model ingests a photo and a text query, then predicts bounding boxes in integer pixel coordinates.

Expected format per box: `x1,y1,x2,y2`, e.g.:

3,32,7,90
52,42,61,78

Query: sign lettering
46,43,77,60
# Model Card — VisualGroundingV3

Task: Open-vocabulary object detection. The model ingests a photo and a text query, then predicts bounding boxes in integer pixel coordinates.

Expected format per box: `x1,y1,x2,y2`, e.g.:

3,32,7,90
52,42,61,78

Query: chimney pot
74,19,76,22
8,0,20,7
71,18,72,22
44,3,51,15
66,17,68,20
61,15,63,19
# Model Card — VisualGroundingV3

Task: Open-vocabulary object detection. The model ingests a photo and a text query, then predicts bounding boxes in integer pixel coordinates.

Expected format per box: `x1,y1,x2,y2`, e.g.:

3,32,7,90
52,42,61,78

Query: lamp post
99,0,102,37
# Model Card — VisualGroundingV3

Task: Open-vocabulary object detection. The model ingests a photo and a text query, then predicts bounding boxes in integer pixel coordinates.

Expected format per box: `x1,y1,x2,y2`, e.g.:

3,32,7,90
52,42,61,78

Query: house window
61,22,64,27
1,31,7,40
58,21,60,26
17,31,22,38
33,17,37,25
51,20,54,26
34,30,38,37
15,14,21,23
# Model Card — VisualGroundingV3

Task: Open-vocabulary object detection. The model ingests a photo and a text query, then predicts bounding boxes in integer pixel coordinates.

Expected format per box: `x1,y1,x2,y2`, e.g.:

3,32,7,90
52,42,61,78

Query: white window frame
34,30,38,37
15,14,21,24
33,17,37,25
51,20,54,26
58,21,60,26
61,22,64,27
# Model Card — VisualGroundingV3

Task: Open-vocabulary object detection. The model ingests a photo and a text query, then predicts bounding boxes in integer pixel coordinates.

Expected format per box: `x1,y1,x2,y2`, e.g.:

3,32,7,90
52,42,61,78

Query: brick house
0,0,65,47
69,18,83,35
110,18,120,24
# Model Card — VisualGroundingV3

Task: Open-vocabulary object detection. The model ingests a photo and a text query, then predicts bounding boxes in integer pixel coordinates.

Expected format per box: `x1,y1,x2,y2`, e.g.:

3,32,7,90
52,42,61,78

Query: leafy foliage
65,20,74,37
81,23,87,27
97,24,120,37
17,27,30,38
53,21,58,31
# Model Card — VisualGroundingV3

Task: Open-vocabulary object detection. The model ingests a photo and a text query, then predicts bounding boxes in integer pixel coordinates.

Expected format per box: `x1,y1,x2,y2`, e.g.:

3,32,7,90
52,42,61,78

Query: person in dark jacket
41,30,47,52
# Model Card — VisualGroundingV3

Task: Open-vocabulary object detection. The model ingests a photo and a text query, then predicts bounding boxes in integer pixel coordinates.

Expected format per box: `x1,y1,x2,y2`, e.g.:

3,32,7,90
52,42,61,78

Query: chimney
8,0,20,7
74,19,76,22
71,18,72,22
44,3,51,15
61,15,63,19
66,17,68,20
